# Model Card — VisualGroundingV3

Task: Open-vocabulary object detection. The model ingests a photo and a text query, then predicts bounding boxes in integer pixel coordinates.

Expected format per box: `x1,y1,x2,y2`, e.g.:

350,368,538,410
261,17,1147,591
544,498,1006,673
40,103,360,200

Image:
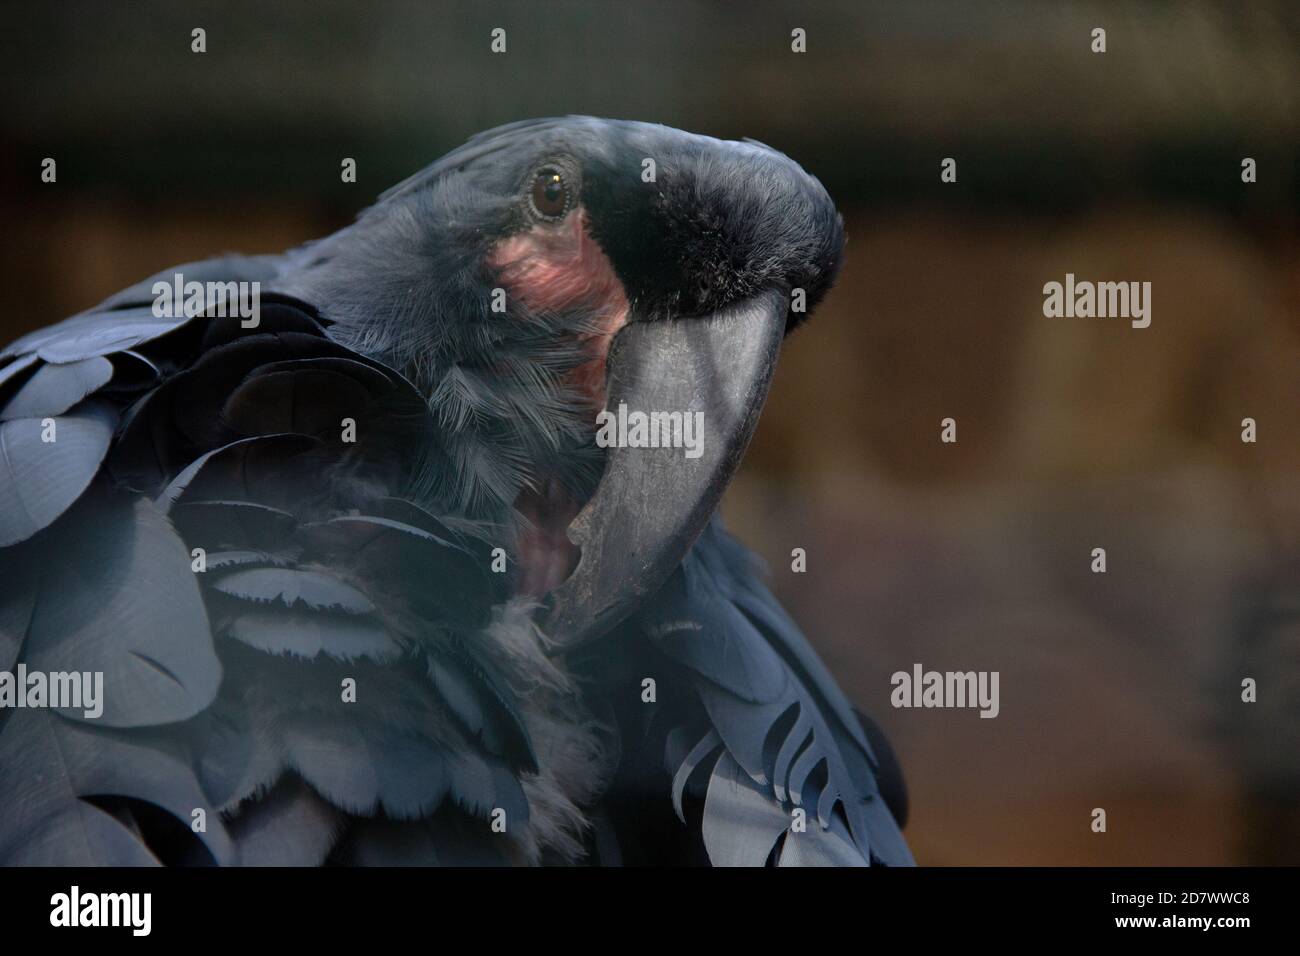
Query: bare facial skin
487,208,630,596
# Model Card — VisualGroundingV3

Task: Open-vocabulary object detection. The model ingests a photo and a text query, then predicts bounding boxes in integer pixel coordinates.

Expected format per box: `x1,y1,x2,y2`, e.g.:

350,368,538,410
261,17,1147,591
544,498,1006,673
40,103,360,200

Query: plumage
22,494,220,728
0,117,908,866
0,705,235,866
0,401,117,547
0,356,114,421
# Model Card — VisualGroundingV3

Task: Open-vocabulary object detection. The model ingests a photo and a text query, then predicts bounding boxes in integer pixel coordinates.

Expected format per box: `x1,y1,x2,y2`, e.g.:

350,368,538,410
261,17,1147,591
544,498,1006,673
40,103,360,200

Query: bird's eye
529,168,571,220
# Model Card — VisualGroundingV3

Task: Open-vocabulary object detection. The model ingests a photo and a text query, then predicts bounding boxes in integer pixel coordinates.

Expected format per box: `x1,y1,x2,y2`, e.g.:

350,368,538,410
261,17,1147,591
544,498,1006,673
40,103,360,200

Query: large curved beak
542,287,786,651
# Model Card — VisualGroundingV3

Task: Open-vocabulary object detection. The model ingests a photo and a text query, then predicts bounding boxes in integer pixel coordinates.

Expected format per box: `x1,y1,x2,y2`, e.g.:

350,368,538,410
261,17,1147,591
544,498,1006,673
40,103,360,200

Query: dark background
1,0,1297,864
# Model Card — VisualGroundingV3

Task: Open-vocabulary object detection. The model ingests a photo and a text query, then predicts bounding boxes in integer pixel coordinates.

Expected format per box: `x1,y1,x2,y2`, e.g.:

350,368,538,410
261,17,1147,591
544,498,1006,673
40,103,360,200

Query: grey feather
155,433,319,514
280,714,451,820
22,494,221,728
223,608,401,663
700,751,792,866
0,356,113,421
445,752,529,824
670,728,721,823
172,499,298,551
777,813,866,867
0,707,234,865
88,255,284,314
0,546,37,674
0,305,194,363
204,549,300,571
227,775,344,867
427,644,538,771
184,701,286,812
0,353,39,391
646,561,789,704
0,400,117,547
212,567,376,615
649,519,914,866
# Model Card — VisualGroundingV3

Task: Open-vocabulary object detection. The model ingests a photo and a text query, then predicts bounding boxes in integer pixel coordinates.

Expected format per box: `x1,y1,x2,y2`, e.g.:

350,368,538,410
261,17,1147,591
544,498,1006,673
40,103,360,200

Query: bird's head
276,117,845,648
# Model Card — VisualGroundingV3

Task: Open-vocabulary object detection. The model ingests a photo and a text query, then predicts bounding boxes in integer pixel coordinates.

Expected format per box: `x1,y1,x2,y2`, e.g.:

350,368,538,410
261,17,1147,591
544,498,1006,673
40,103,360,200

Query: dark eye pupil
532,170,568,217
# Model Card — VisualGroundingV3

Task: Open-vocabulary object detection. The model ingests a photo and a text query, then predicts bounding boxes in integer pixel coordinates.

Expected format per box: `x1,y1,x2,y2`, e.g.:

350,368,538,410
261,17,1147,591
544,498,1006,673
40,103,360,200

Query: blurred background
1,0,1296,864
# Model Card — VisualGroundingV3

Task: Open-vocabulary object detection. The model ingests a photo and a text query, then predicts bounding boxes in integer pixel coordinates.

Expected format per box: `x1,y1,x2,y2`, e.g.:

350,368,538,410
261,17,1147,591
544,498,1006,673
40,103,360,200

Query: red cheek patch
486,208,629,407
488,208,631,597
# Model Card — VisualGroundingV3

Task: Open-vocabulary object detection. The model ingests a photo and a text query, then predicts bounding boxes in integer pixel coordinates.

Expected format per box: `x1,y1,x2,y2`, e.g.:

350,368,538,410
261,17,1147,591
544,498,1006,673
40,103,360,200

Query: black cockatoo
0,117,911,866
